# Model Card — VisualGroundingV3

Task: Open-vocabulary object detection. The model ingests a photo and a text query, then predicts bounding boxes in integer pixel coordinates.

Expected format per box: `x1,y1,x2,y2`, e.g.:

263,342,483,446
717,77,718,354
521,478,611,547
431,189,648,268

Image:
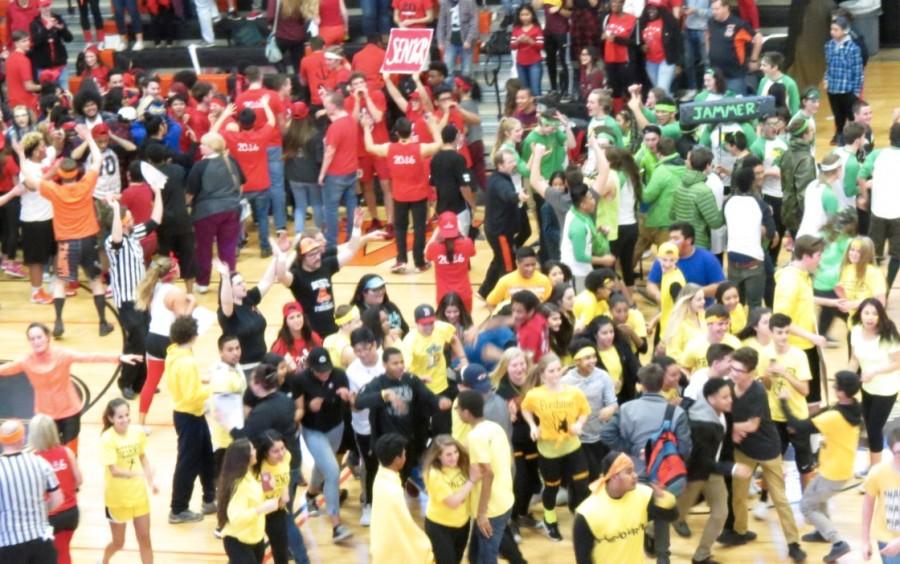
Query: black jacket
231,391,300,470
29,14,73,69
354,373,440,446
638,9,684,67
595,333,641,404
484,171,519,237
686,419,734,481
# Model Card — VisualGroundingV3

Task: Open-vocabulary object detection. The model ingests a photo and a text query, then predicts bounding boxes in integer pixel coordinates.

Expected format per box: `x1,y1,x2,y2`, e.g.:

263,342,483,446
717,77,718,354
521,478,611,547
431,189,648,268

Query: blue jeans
683,29,707,90
301,423,344,518
880,543,900,564
288,180,324,233
113,0,143,33
467,508,511,564
646,60,677,95
360,0,392,36
245,191,272,251
726,75,748,96
516,63,542,96
444,43,473,77
286,467,310,564
267,146,287,232
323,173,358,247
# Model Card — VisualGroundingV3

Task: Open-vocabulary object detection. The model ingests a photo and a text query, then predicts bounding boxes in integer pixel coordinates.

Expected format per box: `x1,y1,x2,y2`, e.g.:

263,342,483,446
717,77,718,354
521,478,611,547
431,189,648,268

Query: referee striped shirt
0,452,59,547
105,220,157,309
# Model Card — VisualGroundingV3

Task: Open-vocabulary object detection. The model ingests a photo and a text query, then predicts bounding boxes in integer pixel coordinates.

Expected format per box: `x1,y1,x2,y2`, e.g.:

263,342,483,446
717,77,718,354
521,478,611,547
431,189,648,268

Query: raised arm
362,114,390,157
528,143,549,198
215,258,235,317
382,73,409,112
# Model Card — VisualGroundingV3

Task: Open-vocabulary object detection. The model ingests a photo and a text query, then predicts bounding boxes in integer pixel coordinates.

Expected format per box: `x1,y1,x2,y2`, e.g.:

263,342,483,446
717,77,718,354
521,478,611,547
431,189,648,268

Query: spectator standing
858,119,900,295
5,32,41,112
824,16,864,144
511,6,545,97
267,0,307,75
757,52,801,114
707,0,762,95
283,101,325,232
542,0,571,96
724,166,775,308
601,0,637,108
670,147,724,250
683,0,711,94
640,0,682,95
29,1,73,87
319,91,359,247
437,0,479,77
779,115,818,238
430,125,476,237
577,47,606,103
5,0,39,44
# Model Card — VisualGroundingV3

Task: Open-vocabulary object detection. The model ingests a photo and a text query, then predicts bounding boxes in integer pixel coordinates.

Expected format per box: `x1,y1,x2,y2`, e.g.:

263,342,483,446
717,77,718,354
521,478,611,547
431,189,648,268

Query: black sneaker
717,529,756,546
801,531,829,543
53,319,64,338
332,524,352,543
121,386,135,400
543,520,563,541
823,541,850,563
306,493,320,517
508,520,521,543
673,520,692,538
691,558,720,564
99,321,115,336
517,514,540,528
787,542,806,562
168,510,203,524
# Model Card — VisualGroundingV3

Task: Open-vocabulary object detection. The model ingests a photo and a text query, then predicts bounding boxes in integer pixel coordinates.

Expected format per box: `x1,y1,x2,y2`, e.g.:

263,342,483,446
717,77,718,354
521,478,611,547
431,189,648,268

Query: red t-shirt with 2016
387,142,429,201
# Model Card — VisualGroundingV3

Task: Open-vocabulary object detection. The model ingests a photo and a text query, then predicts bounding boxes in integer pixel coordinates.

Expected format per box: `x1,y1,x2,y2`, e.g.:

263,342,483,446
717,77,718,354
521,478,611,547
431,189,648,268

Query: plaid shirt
824,37,863,95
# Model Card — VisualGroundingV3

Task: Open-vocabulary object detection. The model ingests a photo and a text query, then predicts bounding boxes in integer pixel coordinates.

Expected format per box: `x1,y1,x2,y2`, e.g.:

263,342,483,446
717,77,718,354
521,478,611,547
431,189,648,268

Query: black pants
430,384,457,437
814,288,847,337
49,504,80,532
804,346,822,404
78,0,103,32
150,5,178,44
478,231,516,299
610,222,638,287
0,538,57,563
0,195,19,258
581,440,610,482
223,536,264,564
118,301,149,392
275,38,305,74
544,31,569,94
171,411,216,514
512,440,542,519
862,390,897,453
55,413,81,445
354,432,378,504
157,228,195,279
538,447,590,514
763,194,785,263
265,508,290,564
828,91,857,138
605,61,636,100
425,518,469,564
394,199,428,268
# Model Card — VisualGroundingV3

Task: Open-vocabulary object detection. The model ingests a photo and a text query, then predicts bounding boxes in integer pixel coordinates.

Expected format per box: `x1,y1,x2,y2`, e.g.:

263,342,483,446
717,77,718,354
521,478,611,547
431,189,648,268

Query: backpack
228,17,267,47
643,403,687,496
484,29,511,56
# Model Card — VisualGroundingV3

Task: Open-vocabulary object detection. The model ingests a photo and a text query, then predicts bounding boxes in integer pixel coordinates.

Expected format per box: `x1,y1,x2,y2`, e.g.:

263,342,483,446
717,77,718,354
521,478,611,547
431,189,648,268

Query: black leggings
223,536,264,564
610,222,638,287
78,0,103,33
394,199,428,268
604,62,636,100
862,390,897,453
828,91,857,138
264,509,290,564
424,518,469,564
0,196,19,258
354,432,378,505
538,447,590,514
512,441,542,519
804,346,823,404
276,38,306,74
814,288,848,337
580,440,610,482
544,31,569,94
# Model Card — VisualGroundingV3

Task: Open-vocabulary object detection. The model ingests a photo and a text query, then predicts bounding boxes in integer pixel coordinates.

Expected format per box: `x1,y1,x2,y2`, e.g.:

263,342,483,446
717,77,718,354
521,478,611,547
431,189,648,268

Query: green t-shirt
758,73,801,114
521,129,568,180
813,235,851,291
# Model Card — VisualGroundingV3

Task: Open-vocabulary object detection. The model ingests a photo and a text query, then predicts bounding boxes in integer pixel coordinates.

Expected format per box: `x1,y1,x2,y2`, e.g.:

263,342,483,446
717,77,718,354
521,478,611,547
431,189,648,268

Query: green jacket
642,153,686,229
780,137,817,233
670,169,724,249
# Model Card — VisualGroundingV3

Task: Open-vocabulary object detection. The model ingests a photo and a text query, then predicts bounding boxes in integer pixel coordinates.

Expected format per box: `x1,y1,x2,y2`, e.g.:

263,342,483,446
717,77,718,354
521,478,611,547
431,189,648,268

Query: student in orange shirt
22,123,111,338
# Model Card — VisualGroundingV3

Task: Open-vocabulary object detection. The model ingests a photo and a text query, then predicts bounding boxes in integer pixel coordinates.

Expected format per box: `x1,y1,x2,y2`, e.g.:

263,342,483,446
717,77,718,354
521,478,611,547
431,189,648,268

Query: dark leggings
264,509,290,564
580,440,610,482
862,390,897,453
0,196,19,258
604,61,636,101
354,432,378,505
544,31,569,94
804,346,822,404
538,447,590,514
276,38,306,74
78,0,103,33
763,194,785,263
424,518,469,564
814,288,848,337
150,5,178,45
610,222,638,287
394,199,428,267
223,536,264,564
512,441,542,519
828,91,857,138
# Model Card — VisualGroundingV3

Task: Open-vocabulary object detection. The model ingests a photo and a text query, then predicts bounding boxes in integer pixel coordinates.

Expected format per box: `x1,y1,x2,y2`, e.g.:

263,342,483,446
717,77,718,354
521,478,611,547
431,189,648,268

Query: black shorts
157,228,195,280
49,505,79,532
21,220,57,264
56,236,101,282
54,413,81,445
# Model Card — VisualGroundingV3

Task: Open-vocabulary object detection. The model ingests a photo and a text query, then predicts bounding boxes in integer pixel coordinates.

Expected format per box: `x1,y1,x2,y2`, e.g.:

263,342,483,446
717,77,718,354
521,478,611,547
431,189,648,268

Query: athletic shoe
823,541,850,563
542,520,563,542
369,218,383,232
306,493,320,517
53,319,64,338
168,510,203,524
3,261,26,278
132,40,144,51
508,521,521,543
691,558,720,564
201,500,217,515
390,262,407,274
213,527,223,539
359,504,372,527
332,524,352,543
195,285,209,294
673,520,692,538
787,542,807,562
99,322,115,336
31,288,54,305
801,531,829,543
717,529,756,546
415,262,432,273
66,280,79,296
752,500,769,520
121,387,136,400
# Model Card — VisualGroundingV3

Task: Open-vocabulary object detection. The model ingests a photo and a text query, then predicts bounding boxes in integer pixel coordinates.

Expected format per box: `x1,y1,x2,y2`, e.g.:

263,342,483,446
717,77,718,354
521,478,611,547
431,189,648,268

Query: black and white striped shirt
0,452,59,547
104,221,156,308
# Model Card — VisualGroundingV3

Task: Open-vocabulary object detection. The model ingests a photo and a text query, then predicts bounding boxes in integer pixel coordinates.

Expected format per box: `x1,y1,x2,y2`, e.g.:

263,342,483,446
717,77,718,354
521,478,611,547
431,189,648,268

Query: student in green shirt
670,146,724,250
627,88,681,140
757,52,801,114
635,137,685,262
830,121,866,211
693,68,735,102
521,110,576,181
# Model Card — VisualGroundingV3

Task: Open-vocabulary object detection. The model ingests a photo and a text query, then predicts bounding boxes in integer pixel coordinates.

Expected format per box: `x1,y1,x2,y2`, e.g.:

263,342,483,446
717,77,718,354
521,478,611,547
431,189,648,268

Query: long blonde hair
841,235,876,284
295,0,318,19
27,414,61,452
663,283,704,345
135,256,176,311
422,434,470,477
530,352,562,386
490,117,522,162
490,346,534,388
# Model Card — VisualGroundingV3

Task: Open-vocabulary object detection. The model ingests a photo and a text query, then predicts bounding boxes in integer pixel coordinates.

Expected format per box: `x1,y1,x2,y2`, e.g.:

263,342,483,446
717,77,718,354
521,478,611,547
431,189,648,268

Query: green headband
655,103,677,114
790,116,810,137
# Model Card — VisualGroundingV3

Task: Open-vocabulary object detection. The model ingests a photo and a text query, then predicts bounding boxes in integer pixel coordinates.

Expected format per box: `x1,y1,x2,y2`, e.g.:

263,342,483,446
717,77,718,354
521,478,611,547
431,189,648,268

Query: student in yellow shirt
485,247,554,309
423,435,476,564
572,268,617,331
165,316,216,525
573,451,678,564
255,430,309,564
678,305,742,375
521,353,591,541
780,371,861,563
210,334,247,476
647,241,686,346
402,304,468,435
217,439,279,563
100,398,158,564
835,236,887,320
371,433,434,564
322,305,362,369
715,281,748,335
583,314,640,403
660,283,706,361
609,293,648,355
542,303,574,365
862,425,900,562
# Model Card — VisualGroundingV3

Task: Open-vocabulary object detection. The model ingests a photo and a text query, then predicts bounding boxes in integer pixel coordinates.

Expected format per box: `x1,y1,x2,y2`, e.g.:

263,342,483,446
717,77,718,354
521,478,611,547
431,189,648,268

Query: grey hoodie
561,366,618,445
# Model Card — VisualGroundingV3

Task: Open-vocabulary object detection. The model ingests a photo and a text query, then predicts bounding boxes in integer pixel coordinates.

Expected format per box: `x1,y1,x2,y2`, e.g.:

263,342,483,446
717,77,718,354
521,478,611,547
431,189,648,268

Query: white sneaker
132,40,144,51
195,285,209,294
142,425,152,435
115,41,127,52
752,500,769,521
360,504,371,527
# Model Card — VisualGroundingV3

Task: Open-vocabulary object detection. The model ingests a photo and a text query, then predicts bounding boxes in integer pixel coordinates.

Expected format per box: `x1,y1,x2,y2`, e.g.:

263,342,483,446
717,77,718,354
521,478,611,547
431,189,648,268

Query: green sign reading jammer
679,96,775,126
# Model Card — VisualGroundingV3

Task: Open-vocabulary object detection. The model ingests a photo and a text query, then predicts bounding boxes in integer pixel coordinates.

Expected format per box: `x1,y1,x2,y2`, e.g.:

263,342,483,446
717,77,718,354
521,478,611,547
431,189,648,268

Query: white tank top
148,283,177,337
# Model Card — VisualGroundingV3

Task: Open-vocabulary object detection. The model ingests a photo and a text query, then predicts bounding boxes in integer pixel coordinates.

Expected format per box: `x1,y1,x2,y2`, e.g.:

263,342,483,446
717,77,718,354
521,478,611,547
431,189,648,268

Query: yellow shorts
106,500,150,523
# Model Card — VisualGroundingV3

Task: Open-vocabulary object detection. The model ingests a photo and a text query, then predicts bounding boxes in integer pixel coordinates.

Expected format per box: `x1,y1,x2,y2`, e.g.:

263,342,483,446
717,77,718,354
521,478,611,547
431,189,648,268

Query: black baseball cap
308,347,332,372
415,304,436,324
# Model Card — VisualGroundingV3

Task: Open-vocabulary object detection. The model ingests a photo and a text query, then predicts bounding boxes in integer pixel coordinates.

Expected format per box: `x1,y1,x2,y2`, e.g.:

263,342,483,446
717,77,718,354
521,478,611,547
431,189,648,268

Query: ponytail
135,256,175,310
444,237,456,263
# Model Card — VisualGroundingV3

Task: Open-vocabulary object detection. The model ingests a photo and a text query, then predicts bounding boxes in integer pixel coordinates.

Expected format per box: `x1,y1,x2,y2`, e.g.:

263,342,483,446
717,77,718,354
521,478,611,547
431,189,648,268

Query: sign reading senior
381,28,434,74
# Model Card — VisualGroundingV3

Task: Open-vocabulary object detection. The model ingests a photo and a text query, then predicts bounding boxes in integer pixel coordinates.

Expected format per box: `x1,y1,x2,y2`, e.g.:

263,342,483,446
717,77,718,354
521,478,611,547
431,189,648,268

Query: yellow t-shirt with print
260,451,292,501
773,265,816,350
597,347,623,393
451,397,472,444
623,308,647,353
839,263,887,324
765,344,812,421
729,305,748,335
679,333,741,374
467,420,515,518
864,460,900,543
209,362,247,450
222,473,266,545
740,336,772,379
486,271,553,306
425,466,470,527
659,267,686,335
521,385,590,458
813,409,860,481
402,320,456,394
101,426,148,509
573,290,609,329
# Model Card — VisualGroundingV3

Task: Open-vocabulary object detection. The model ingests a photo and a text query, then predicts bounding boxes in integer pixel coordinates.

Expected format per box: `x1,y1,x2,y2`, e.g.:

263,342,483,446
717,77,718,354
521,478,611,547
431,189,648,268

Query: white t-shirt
851,325,900,396
86,147,122,199
758,137,788,198
683,368,709,402
724,193,765,260
870,147,900,220
617,175,637,226
18,153,54,222
707,173,727,255
796,180,828,239
346,357,385,435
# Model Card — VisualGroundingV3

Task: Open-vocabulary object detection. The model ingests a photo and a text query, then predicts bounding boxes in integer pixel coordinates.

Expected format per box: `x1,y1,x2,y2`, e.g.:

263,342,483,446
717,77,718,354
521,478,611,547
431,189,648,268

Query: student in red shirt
120,161,158,263
319,91,360,247
602,0,637,108
5,31,42,111
426,211,476,312
186,82,214,145
0,141,24,278
393,0,434,28
639,0,682,96
362,115,441,273
345,73,394,235
318,0,348,45
6,0,40,46
212,100,277,257
432,85,472,167
322,48,352,93
511,289,550,362
351,36,387,91
511,5,545,96
300,37,329,107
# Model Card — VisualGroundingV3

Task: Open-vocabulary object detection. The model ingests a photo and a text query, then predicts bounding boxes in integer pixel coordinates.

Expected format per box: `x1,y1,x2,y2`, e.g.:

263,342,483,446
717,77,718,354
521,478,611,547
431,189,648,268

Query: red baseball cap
438,211,460,239
91,123,110,138
291,101,309,120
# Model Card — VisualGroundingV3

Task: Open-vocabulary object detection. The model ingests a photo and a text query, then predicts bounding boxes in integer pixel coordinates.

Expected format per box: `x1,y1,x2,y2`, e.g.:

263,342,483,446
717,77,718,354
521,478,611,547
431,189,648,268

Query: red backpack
644,403,687,495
